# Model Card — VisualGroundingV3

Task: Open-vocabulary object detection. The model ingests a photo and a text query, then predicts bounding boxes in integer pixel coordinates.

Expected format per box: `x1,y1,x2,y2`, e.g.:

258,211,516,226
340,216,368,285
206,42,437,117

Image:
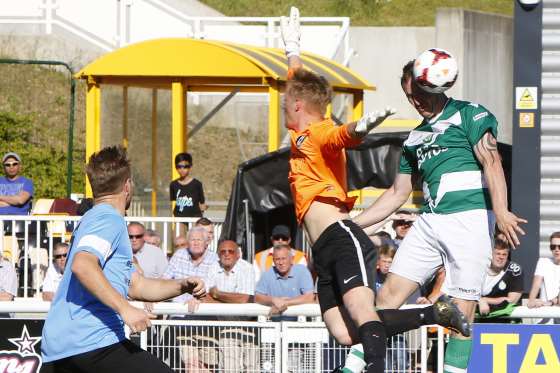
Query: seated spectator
528,231,560,308
391,210,415,247
0,152,33,215
254,225,307,281
255,243,314,318
0,255,17,301
370,230,396,248
206,240,255,304
375,245,396,292
174,235,189,252
205,240,258,372
163,226,218,305
476,239,523,322
195,217,215,245
41,243,69,301
144,228,162,247
128,222,168,278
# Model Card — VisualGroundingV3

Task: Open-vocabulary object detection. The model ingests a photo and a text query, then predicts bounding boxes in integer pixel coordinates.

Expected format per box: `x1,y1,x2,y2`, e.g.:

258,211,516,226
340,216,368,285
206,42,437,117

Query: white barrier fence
0,215,224,298
3,301,560,372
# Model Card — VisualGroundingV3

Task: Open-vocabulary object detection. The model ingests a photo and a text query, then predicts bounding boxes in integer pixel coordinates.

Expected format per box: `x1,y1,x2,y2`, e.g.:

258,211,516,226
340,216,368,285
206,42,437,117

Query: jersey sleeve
74,215,124,266
398,147,416,174
315,123,361,152
464,104,498,147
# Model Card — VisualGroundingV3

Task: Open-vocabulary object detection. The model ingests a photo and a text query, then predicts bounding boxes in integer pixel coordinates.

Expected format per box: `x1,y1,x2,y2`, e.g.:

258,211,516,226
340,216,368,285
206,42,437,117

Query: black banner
0,319,44,373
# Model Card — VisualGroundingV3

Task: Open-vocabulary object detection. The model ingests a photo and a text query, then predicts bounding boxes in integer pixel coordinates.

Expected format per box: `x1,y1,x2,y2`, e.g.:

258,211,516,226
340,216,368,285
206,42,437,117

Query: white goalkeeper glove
280,6,301,58
355,107,397,135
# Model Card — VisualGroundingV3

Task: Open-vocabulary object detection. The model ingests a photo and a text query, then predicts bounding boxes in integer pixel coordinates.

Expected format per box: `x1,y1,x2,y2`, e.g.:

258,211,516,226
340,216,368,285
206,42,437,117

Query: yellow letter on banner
480,333,519,373
519,334,560,373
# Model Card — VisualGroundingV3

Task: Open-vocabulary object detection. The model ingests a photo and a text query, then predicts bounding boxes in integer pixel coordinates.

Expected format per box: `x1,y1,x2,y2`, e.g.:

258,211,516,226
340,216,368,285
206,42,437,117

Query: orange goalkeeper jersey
289,118,361,224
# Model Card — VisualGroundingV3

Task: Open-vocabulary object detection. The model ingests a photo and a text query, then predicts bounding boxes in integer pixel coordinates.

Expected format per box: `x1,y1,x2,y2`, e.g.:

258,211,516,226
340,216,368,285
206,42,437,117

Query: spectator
0,255,17,317
41,243,69,301
528,231,560,309
0,152,33,215
253,225,308,281
255,243,314,317
370,230,396,248
170,152,207,218
195,217,215,244
375,245,396,293
128,222,168,279
163,226,218,305
477,239,523,322
173,235,189,252
205,240,258,372
391,210,415,247
144,228,162,247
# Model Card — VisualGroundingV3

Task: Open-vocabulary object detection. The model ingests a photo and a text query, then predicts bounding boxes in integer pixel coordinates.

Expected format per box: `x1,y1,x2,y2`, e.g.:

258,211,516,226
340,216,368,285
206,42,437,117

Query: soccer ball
413,48,458,94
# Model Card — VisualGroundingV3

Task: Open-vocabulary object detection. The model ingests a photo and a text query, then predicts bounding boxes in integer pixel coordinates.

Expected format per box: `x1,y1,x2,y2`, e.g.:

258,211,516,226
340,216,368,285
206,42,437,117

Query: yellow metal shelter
76,38,374,202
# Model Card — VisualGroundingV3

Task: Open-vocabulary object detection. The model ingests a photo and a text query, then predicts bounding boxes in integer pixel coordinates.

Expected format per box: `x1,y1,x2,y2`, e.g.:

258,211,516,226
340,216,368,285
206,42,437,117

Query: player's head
401,60,445,119
491,239,510,270
86,145,132,208
377,244,396,275
174,152,192,178
272,243,293,276
284,69,332,129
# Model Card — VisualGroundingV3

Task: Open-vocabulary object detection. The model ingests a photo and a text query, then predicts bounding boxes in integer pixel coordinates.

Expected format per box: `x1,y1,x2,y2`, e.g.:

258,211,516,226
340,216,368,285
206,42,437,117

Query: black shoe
432,294,471,337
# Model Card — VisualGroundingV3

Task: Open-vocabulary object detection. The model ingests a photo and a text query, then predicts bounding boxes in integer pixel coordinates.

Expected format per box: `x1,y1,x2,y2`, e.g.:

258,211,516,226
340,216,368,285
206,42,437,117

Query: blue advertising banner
469,323,560,373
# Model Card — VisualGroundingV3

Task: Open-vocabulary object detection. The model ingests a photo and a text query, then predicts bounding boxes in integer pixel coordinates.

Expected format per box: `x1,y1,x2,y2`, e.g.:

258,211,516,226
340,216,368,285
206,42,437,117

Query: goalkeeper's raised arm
281,6,303,71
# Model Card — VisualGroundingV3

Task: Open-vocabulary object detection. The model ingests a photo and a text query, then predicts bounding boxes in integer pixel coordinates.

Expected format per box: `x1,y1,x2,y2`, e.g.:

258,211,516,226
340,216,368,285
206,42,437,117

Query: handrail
1,300,557,319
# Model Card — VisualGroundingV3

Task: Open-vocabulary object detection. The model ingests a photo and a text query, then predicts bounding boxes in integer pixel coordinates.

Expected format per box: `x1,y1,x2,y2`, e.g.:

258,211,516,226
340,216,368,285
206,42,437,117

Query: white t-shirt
534,257,560,301
42,265,63,294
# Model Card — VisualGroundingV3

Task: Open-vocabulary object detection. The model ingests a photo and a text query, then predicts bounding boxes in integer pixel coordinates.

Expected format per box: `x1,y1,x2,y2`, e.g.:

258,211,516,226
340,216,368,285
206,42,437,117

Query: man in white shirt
42,242,69,301
128,222,168,278
528,231,560,308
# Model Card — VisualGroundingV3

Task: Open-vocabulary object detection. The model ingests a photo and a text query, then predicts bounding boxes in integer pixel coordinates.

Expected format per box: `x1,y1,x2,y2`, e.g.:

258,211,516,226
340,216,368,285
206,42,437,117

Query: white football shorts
390,209,495,301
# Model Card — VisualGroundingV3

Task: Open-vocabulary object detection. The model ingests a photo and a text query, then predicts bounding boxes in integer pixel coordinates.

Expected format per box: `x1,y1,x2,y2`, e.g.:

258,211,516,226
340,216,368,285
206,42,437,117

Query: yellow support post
151,89,158,217
325,103,332,119
352,91,364,122
268,82,281,152
122,86,128,149
171,81,186,181
85,81,101,197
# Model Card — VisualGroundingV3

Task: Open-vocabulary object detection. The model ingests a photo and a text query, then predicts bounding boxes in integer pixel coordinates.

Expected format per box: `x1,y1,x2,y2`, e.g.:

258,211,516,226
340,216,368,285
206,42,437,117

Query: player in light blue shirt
41,146,206,373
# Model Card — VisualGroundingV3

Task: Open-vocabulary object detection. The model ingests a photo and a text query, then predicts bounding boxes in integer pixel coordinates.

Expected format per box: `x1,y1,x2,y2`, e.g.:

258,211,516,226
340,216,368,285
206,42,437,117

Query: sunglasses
129,234,144,239
3,162,19,167
395,220,412,226
176,164,192,169
551,244,560,251
54,253,68,259
219,249,236,255
272,235,289,241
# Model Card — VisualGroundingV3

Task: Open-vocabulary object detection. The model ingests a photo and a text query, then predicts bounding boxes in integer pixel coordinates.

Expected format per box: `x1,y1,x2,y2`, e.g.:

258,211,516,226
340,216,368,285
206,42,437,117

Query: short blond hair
286,69,332,115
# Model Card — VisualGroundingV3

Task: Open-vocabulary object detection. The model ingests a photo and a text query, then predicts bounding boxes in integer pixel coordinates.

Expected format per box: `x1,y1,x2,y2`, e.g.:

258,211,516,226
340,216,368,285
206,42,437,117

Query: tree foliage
0,110,84,199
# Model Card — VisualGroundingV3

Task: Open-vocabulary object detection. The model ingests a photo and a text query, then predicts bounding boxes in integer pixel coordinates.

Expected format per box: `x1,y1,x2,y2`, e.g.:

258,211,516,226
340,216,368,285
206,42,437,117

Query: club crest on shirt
296,135,307,148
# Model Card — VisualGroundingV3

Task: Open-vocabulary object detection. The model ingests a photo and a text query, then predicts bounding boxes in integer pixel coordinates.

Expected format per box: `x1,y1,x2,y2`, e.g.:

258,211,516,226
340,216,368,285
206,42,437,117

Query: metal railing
0,215,223,298
0,0,352,63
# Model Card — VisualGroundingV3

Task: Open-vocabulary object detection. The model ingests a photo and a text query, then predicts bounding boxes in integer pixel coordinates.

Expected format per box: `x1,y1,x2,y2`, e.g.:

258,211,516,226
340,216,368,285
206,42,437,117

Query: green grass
200,0,513,26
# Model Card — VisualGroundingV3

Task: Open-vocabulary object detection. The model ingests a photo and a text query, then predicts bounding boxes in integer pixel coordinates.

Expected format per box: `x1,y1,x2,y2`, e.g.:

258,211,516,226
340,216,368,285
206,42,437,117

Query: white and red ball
413,48,458,94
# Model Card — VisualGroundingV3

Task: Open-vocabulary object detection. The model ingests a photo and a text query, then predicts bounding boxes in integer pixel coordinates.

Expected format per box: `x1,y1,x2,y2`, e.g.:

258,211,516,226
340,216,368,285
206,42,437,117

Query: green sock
444,337,472,373
342,344,366,373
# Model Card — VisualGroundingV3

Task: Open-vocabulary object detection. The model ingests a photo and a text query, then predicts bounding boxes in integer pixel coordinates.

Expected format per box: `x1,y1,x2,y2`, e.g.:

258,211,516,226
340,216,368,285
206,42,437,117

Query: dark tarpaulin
221,131,511,254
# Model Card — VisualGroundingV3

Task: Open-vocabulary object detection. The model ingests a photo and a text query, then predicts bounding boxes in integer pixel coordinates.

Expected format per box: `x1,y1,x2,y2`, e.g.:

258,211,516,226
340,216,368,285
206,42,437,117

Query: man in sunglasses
391,210,416,248
0,152,33,215
41,242,69,301
128,222,168,279
253,224,308,281
528,231,560,310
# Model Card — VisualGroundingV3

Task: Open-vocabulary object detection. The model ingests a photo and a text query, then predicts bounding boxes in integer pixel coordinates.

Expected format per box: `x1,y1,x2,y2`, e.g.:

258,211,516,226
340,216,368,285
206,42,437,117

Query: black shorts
312,219,376,314
40,339,173,373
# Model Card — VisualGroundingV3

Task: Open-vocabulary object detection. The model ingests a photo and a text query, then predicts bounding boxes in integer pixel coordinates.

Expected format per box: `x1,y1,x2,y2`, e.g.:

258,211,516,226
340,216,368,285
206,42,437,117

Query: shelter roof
76,38,374,91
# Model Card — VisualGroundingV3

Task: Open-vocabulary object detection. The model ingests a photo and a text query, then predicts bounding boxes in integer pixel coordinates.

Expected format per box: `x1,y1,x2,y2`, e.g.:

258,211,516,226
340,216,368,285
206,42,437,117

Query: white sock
342,344,366,373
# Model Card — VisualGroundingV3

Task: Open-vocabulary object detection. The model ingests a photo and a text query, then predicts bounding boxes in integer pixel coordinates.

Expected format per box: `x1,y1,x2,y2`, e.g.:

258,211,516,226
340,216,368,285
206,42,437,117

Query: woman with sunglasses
169,152,207,220
527,231,560,314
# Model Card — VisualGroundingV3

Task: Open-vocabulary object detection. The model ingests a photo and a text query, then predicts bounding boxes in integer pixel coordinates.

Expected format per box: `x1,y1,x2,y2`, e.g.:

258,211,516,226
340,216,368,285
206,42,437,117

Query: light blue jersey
41,203,134,362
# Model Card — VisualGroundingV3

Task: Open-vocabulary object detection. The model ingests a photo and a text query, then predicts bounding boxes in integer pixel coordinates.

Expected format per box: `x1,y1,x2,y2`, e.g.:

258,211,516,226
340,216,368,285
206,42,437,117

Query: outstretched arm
128,272,205,302
281,7,303,71
474,131,526,247
353,173,414,229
